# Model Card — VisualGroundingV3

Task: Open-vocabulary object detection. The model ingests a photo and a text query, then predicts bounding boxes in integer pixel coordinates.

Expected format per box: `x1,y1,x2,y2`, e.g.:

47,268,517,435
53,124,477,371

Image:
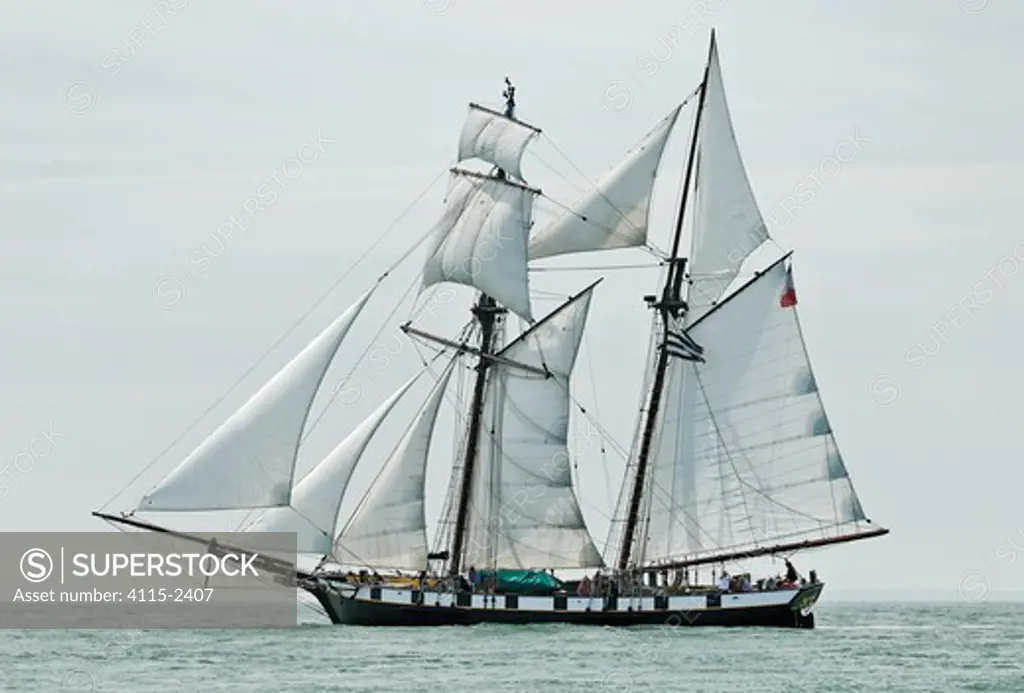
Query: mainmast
616,32,716,571
447,78,518,575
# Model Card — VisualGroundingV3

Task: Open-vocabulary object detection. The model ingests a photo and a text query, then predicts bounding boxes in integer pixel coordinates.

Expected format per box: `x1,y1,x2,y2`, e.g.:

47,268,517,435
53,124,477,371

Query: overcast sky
1,0,1022,600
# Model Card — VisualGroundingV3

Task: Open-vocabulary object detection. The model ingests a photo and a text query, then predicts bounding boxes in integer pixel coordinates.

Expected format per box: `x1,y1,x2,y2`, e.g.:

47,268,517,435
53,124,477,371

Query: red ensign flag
780,267,797,308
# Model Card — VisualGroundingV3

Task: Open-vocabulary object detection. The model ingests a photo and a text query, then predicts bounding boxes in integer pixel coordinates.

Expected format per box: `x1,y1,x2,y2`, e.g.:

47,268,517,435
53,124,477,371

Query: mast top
494,77,517,181
502,77,516,118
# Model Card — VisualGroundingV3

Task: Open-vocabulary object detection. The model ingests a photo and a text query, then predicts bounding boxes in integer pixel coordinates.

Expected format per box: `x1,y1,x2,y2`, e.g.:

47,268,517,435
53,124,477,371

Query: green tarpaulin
476,570,562,595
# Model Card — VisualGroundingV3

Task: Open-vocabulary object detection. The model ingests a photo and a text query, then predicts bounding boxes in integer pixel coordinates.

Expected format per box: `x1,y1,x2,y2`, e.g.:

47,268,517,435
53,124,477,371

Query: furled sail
247,373,421,554
458,103,540,182
638,259,868,565
138,290,374,512
422,170,538,322
685,41,768,318
461,284,604,569
528,105,682,260
336,366,454,570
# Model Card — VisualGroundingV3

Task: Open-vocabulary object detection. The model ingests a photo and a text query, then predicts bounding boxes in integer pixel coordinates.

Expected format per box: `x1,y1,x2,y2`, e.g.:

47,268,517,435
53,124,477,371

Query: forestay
138,290,374,512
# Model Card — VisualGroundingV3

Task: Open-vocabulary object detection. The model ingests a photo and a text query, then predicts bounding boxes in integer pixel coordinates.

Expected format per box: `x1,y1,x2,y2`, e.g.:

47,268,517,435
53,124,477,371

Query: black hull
304,584,821,629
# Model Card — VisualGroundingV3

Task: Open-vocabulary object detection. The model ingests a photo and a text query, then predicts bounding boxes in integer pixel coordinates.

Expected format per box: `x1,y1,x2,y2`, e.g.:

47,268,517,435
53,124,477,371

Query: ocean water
1,602,1021,692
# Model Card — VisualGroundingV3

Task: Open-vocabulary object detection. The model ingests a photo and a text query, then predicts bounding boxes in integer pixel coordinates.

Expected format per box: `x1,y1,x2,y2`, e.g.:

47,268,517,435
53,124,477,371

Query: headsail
139,290,374,512
422,170,538,322
528,105,682,260
337,365,455,570
685,38,769,318
460,283,605,569
636,259,872,566
248,372,421,554
457,102,540,182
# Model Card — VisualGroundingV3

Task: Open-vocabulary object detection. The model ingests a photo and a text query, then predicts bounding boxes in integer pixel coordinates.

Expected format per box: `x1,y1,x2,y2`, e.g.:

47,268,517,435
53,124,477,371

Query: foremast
447,79,517,575
448,295,501,574
616,34,715,572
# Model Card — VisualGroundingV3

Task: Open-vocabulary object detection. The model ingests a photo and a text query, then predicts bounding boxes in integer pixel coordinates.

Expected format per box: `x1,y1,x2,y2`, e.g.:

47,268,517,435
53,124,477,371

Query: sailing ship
94,31,888,629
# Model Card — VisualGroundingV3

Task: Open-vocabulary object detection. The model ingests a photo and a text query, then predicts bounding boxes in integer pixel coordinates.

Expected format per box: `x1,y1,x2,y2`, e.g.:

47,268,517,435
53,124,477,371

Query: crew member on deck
717,571,731,593
785,560,800,584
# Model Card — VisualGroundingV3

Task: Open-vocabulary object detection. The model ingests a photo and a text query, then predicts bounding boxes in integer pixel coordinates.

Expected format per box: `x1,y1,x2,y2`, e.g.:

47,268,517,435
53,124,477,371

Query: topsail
457,102,540,182
422,171,538,322
685,40,768,318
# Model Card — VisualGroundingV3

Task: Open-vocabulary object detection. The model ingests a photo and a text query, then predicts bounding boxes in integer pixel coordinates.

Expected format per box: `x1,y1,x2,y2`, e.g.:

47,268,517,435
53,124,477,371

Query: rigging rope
532,140,661,261
526,148,590,196
337,353,454,527
242,347,460,541
636,376,846,570
694,370,829,528
99,168,449,513
582,329,615,516
532,87,699,266
238,286,472,535
299,271,421,445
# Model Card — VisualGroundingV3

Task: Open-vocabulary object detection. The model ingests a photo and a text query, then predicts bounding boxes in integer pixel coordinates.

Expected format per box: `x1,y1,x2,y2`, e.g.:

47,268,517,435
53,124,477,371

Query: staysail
337,365,455,570
637,259,870,565
460,284,605,569
139,290,374,512
422,170,539,322
528,105,682,260
247,373,422,554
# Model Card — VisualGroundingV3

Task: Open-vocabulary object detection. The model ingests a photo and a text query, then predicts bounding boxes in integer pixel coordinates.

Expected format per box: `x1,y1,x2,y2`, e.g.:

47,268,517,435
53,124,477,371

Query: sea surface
1,601,1021,692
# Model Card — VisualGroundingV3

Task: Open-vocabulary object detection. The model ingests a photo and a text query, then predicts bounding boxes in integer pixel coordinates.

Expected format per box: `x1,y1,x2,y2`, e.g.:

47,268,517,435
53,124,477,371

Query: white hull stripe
347,586,800,613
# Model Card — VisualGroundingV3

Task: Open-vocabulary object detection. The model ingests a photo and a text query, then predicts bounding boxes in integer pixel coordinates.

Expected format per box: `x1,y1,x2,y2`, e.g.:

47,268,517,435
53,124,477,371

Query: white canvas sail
336,367,454,570
462,285,604,569
139,290,374,512
422,170,537,322
686,41,769,318
638,260,868,565
637,347,701,563
528,105,682,260
457,103,540,182
248,373,421,554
